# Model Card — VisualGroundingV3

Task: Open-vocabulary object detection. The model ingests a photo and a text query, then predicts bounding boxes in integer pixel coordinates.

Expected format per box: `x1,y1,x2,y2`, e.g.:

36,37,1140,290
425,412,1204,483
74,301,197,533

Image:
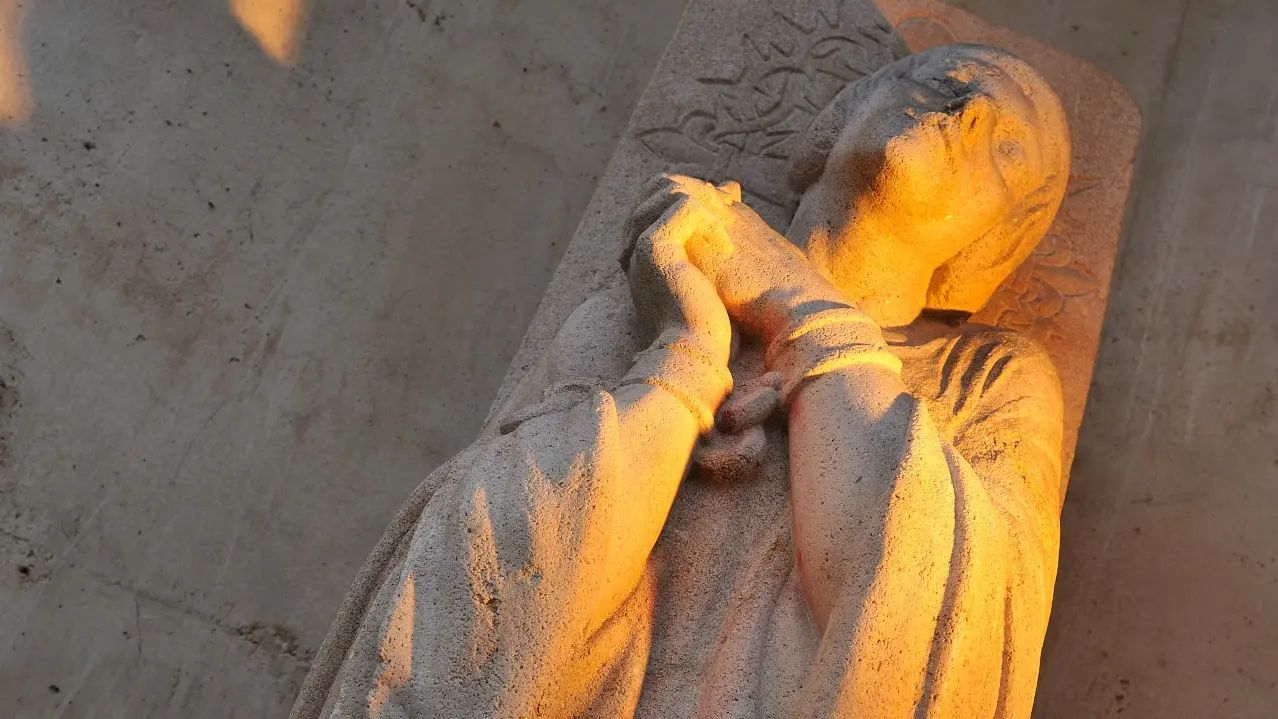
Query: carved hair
787,44,1071,314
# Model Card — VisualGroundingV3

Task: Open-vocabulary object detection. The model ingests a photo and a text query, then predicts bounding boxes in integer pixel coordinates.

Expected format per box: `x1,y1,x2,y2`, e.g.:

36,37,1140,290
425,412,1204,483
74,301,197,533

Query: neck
787,191,931,329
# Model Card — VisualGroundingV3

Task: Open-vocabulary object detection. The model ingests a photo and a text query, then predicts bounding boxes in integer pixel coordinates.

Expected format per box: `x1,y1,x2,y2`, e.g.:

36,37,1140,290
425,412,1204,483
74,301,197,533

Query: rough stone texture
463,2,1137,713
1,0,1276,715
945,1,1278,716
298,36,1080,711
486,0,1139,494
0,0,687,716
878,0,1140,485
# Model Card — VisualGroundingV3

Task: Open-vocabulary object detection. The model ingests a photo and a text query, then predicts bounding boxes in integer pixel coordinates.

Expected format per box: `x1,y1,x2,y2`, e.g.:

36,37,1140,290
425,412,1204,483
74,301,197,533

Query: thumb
717,180,743,203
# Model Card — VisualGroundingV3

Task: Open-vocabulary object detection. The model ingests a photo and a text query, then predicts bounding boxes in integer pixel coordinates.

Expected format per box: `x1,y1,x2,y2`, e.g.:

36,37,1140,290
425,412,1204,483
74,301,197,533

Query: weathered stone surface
0,1,688,716
487,0,908,427
487,0,1141,491
879,0,1141,480
296,0,1140,714
302,30,1087,713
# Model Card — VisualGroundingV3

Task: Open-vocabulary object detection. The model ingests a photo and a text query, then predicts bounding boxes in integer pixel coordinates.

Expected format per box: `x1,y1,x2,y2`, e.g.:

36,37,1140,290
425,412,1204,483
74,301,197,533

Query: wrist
764,306,900,409
621,328,733,431
654,325,731,368
760,283,856,346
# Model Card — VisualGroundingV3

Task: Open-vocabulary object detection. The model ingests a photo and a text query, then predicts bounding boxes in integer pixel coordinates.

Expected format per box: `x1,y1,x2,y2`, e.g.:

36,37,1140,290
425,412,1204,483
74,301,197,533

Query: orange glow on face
229,0,310,67
0,0,31,125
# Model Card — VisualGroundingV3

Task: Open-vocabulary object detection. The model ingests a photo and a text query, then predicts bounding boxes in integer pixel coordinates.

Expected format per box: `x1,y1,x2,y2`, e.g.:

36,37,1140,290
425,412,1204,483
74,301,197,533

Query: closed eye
914,73,966,101
935,75,968,97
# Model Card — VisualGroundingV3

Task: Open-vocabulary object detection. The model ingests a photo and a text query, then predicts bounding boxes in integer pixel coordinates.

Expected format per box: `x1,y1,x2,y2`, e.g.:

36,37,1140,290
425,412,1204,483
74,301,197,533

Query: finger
716,180,743,203
664,173,712,190
635,172,705,207
692,425,768,484
625,175,709,242
623,179,731,274
622,184,688,271
673,175,732,210
635,173,678,205
642,195,710,253
626,191,682,239
716,383,781,432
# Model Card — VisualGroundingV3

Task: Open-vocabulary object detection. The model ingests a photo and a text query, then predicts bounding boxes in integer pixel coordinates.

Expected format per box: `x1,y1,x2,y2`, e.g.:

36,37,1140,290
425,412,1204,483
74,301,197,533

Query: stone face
877,0,1141,486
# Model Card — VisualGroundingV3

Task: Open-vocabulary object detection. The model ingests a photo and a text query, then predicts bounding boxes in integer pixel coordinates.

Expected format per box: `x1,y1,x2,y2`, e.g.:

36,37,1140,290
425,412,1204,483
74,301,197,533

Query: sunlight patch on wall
229,0,310,67
0,0,31,125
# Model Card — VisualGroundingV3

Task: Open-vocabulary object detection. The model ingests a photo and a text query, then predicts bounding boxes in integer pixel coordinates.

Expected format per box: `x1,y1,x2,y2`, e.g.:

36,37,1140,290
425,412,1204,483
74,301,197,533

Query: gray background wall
0,0,1274,716
961,1,1278,716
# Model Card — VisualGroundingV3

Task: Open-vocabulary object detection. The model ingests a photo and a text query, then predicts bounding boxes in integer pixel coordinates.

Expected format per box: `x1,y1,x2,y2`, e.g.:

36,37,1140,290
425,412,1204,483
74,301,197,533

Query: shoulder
904,323,1061,437
560,284,639,335
490,286,639,430
944,325,1059,398
938,326,1065,514
550,284,643,382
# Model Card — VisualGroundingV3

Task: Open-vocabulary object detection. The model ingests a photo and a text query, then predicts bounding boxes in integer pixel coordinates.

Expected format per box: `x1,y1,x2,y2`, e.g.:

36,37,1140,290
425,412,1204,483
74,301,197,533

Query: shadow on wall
0,0,310,123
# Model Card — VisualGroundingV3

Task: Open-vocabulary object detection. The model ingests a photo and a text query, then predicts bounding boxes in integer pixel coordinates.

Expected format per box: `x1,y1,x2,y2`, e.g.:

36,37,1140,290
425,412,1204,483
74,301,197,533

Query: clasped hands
622,173,851,481
622,173,846,360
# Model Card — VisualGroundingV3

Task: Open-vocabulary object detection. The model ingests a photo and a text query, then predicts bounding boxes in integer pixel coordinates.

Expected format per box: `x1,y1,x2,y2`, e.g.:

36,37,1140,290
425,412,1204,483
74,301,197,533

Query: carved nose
949,93,998,136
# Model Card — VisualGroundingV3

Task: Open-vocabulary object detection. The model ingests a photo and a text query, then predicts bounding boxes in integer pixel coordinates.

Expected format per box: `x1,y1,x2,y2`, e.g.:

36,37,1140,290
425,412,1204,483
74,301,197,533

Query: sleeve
796,331,1064,719
324,388,658,719
296,287,710,719
292,288,654,719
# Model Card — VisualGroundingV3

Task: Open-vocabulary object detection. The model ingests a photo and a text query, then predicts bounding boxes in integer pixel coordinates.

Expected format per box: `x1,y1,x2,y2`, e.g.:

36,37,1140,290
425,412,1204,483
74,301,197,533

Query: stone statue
292,43,1071,718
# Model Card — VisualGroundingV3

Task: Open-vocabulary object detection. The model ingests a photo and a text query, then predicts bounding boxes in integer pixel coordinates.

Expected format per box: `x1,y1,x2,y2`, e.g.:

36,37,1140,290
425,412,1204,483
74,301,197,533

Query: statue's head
787,44,1070,325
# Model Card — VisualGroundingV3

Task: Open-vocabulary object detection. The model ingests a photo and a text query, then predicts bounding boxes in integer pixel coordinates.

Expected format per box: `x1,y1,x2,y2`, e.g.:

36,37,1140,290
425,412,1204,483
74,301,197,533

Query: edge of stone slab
482,0,1142,470
482,0,906,431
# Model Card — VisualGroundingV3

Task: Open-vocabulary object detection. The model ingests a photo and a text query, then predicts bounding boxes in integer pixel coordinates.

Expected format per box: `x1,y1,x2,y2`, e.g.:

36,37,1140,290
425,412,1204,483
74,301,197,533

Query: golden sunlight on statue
292,44,1071,719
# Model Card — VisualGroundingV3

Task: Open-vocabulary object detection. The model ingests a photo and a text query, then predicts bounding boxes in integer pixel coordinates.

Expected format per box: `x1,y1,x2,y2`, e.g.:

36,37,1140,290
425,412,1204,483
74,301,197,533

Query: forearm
396,329,727,714
767,305,924,629
608,382,701,560
573,326,731,621
788,363,1059,719
786,365,917,628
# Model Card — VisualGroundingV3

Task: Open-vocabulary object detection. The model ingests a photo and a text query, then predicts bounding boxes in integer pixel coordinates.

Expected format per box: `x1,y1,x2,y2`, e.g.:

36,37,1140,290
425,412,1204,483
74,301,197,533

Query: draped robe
290,283,1065,719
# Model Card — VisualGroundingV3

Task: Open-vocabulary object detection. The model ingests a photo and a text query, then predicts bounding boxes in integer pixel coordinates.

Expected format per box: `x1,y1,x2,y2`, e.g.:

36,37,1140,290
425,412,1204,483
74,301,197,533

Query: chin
861,302,926,330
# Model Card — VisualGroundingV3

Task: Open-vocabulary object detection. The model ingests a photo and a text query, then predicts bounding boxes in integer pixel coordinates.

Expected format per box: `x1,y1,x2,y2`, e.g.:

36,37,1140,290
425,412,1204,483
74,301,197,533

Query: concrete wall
0,0,687,715
1,0,1276,716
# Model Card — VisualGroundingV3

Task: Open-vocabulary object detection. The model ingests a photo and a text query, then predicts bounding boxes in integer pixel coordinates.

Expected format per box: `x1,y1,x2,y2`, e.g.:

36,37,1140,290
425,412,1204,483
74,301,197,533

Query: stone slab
485,0,1141,497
